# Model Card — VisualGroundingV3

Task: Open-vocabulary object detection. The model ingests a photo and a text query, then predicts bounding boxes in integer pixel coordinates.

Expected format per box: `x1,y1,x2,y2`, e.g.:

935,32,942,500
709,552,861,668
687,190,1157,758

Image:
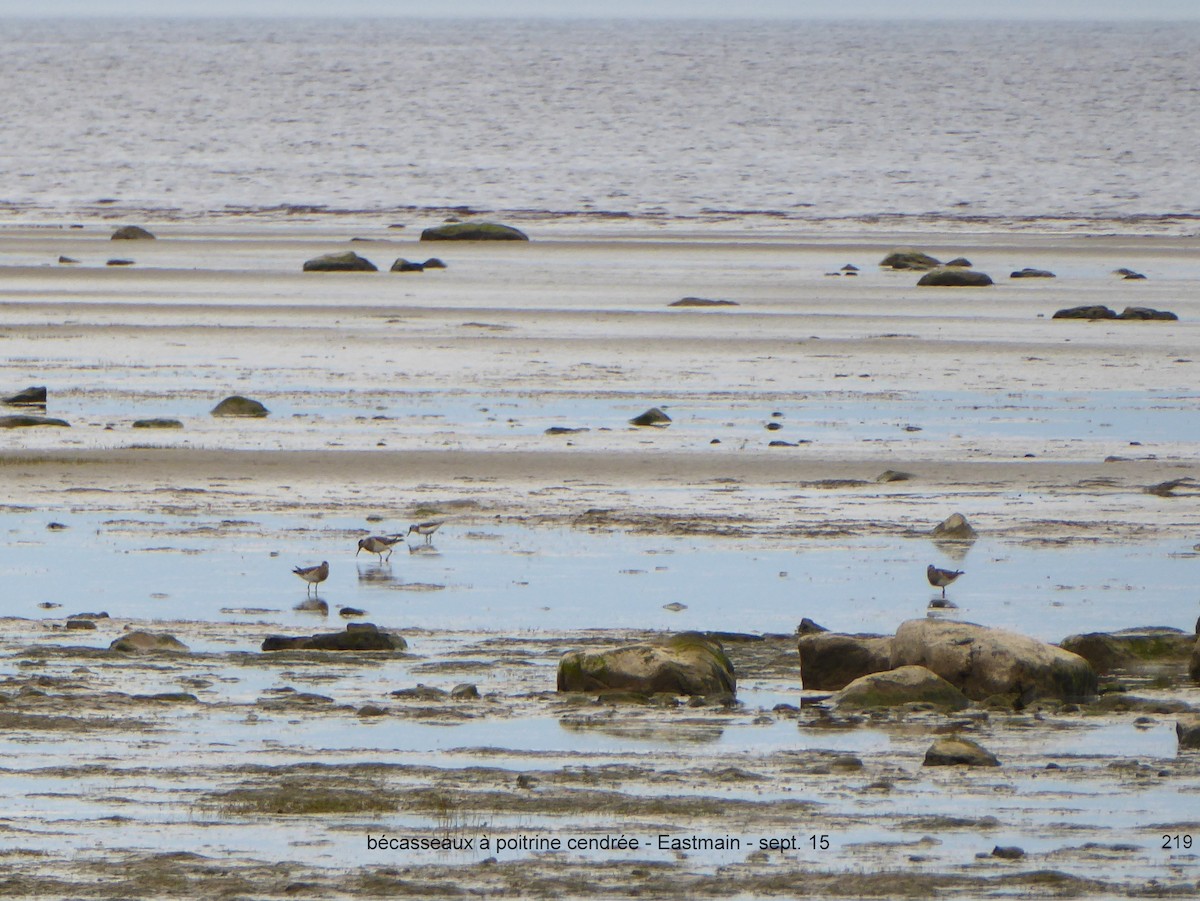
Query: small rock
420,222,528,241
2,386,47,406
211,395,269,417
0,414,70,429
111,225,155,240
302,251,377,272
109,631,188,653
58,255,79,264
669,297,739,307
1053,305,1117,320
881,249,941,270
841,264,859,272
992,845,1026,859
391,684,449,701
451,683,480,700
944,257,973,267
69,611,108,619
1117,306,1178,321
65,620,97,631
765,422,782,431
923,736,1000,767
106,259,135,266
875,470,914,482
390,258,425,272
422,258,447,269
917,268,993,287
629,407,671,427
357,704,388,717
339,606,367,618
132,418,183,429
930,513,976,539
1010,268,1056,278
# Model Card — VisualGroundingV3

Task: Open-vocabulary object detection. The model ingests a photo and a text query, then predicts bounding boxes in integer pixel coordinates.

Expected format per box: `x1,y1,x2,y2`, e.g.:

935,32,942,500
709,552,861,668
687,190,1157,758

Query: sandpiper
927,564,964,598
356,535,403,563
293,560,329,595
407,520,443,544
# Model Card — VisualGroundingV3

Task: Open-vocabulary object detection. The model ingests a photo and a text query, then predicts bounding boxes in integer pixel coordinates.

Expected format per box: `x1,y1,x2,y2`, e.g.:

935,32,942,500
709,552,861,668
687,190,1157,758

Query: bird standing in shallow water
407,521,443,544
927,564,964,598
356,535,402,563
293,560,329,595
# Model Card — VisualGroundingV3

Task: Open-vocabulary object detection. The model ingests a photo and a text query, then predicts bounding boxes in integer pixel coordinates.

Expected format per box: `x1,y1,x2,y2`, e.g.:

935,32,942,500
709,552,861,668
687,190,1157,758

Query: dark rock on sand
669,297,740,307
422,257,447,269
944,257,973,267
451,683,480,700
629,407,671,427
891,619,1097,703
302,251,378,272
261,623,407,652
992,846,1026,859
132,418,184,429
357,704,388,717
390,258,425,272
1177,715,1200,749
880,249,941,270
211,395,269,417
923,736,1000,767
545,426,589,435
111,225,155,240
106,259,135,266
931,513,976,539
557,632,736,697
831,665,970,711
109,631,189,653
2,386,47,405
58,255,79,264
796,618,828,635
796,630,893,690
65,620,97,631
1059,627,1197,675
1114,268,1146,279
1053,305,1117,320
0,414,70,428
917,268,993,287
1010,268,1056,278
875,469,914,482
420,222,528,242
391,684,448,701
1118,306,1178,321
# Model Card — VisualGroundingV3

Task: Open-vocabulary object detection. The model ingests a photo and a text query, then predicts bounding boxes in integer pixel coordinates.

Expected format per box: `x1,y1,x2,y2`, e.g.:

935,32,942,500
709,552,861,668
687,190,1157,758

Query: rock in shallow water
923,736,1000,767
261,623,407,652
302,251,377,272
109,631,188,653
832,665,970,711
210,395,269,417
557,632,736,697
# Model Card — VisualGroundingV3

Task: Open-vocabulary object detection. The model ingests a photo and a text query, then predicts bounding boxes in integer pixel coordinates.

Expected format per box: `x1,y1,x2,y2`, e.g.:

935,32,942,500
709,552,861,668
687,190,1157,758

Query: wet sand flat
1,224,1198,897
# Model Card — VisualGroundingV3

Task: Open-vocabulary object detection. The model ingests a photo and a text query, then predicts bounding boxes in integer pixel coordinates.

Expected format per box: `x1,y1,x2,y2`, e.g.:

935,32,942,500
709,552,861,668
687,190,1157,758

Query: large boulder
557,632,735,697
211,395,269,417
262,623,407,652
832,665,969,711
917,268,993,287
111,225,155,240
2,386,47,406
110,631,188,653
880,249,941,270
796,631,893,690
420,222,528,242
1059,627,1196,675
890,619,1097,704
302,251,378,272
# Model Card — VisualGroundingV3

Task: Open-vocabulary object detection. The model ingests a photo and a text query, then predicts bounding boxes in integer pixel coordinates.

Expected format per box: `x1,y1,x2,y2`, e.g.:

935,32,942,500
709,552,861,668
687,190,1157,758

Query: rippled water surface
2,18,1198,233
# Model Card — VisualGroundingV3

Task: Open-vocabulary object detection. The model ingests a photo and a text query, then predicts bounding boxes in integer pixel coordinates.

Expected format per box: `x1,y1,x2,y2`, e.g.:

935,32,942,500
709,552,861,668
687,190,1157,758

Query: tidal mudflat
1,224,1199,897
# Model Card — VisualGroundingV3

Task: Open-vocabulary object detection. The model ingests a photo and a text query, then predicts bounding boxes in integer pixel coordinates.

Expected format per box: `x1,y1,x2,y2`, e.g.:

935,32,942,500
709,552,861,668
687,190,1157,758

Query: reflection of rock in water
408,543,440,556
558,715,724,745
932,537,974,562
294,598,328,615
357,565,396,584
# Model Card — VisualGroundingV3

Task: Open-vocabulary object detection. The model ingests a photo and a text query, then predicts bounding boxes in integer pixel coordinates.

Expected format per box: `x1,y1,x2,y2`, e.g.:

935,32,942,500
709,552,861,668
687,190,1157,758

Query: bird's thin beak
355,547,361,556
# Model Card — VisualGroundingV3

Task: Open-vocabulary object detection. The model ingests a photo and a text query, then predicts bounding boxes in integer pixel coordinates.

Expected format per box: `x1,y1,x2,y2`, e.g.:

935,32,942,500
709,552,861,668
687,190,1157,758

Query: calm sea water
1,17,1198,234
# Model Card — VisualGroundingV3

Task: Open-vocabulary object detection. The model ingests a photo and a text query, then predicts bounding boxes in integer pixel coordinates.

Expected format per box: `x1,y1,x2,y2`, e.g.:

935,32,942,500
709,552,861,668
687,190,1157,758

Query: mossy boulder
211,395,269,418
111,225,156,240
557,631,736,697
881,249,941,270
1059,627,1196,675
302,251,378,272
0,414,69,428
917,268,994,287
420,222,528,242
832,665,970,711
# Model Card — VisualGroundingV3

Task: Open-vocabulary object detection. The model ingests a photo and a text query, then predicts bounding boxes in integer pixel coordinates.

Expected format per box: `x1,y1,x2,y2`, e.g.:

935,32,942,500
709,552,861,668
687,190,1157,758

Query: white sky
1,0,1198,18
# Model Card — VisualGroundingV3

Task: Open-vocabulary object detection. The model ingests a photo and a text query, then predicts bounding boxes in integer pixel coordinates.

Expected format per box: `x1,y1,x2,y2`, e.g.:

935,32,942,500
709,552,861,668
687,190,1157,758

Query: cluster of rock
1053,305,1178,321
302,252,449,272
797,619,1098,706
